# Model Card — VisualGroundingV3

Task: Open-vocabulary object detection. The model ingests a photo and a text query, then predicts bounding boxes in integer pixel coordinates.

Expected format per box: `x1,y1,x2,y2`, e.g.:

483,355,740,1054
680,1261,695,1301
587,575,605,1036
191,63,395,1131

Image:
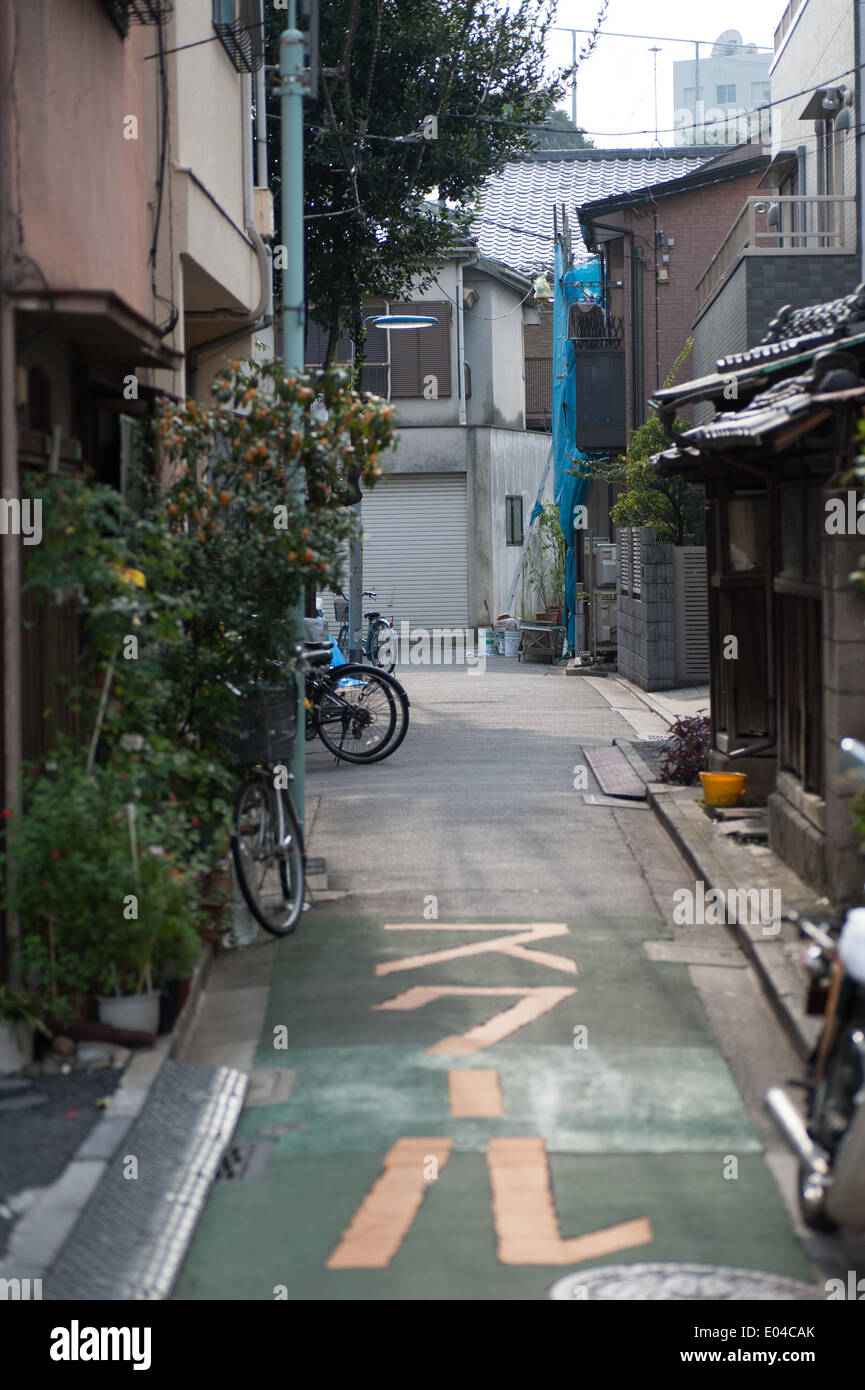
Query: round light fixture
369,315,438,329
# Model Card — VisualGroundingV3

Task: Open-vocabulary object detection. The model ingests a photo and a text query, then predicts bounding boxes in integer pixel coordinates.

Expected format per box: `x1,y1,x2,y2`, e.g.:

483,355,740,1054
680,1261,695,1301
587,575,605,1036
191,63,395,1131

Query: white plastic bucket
97,992,161,1034
504,629,521,658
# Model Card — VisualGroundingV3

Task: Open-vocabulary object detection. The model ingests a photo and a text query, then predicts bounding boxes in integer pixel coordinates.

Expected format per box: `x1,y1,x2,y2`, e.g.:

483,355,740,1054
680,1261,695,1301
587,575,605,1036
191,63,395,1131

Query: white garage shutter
361,474,468,630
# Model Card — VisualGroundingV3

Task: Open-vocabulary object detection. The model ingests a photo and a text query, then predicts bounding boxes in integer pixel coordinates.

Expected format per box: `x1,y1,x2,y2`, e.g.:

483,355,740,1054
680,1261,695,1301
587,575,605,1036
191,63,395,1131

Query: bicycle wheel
350,666,409,759
231,776,305,935
337,623,349,657
367,619,396,673
313,666,402,762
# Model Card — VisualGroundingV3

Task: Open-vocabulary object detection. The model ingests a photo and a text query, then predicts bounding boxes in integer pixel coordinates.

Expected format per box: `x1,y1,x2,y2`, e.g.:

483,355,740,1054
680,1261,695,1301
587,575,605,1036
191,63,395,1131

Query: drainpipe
456,259,467,426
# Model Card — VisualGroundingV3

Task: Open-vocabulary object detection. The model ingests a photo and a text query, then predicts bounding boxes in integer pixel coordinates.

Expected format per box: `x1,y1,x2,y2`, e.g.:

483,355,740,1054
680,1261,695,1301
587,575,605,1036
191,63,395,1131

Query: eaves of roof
579,153,769,246
516,145,739,164
652,328,865,420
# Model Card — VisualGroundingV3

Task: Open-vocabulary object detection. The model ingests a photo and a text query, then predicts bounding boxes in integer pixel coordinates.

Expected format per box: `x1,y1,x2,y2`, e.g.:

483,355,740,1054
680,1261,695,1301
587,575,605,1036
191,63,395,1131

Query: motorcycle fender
825,1095,865,1229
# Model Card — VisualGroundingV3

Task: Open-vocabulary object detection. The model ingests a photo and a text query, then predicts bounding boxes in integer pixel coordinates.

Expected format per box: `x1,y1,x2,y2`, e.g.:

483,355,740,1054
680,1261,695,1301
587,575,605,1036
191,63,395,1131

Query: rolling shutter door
361,474,468,629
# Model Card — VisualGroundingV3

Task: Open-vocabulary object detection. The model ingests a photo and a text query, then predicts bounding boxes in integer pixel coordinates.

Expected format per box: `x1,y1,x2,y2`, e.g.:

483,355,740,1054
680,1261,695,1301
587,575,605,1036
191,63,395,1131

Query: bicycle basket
217,683,297,765
333,597,349,623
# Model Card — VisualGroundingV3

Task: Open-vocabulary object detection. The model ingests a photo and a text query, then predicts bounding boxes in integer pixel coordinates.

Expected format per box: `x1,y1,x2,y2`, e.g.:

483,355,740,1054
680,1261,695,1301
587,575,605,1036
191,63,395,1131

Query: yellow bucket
699,771,748,806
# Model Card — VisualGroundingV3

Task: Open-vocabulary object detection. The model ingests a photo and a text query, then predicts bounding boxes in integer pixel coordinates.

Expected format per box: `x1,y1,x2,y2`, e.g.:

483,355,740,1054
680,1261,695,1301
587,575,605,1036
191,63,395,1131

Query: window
506,496,524,546
683,87,695,107
751,82,770,105
213,0,264,72
388,301,452,398
716,84,736,105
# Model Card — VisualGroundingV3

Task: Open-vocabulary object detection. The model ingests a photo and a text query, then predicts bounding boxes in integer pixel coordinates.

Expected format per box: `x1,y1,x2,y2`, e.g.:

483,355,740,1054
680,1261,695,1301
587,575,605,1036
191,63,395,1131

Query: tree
531,108,595,151
266,1,609,367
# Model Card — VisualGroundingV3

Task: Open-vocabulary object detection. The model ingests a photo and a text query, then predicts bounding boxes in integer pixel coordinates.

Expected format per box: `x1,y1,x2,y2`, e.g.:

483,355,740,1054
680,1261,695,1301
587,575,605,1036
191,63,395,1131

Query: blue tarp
551,247,601,653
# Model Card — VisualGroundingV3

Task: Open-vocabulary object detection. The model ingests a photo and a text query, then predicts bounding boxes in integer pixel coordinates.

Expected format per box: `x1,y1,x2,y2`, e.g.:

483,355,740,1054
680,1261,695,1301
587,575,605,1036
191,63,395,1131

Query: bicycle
304,644,409,763
335,592,396,673
221,672,306,937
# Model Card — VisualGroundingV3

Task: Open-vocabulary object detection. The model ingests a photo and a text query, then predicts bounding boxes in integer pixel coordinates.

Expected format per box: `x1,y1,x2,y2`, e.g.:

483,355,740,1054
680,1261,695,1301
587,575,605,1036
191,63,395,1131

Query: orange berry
219,491,230,506
245,448,256,462
198,531,206,543
244,472,253,483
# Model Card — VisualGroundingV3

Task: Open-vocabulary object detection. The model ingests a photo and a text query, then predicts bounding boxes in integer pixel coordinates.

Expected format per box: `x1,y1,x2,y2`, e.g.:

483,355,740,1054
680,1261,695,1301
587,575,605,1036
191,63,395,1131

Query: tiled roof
472,149,716,273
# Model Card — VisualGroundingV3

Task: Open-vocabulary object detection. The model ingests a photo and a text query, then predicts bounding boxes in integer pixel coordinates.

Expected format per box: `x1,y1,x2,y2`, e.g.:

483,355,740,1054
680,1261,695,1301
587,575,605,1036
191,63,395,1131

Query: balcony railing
695,195,856,315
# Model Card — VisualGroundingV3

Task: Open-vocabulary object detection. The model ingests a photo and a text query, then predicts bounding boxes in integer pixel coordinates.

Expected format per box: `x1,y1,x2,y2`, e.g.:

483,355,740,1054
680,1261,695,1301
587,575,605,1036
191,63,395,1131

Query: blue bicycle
334,591,396,673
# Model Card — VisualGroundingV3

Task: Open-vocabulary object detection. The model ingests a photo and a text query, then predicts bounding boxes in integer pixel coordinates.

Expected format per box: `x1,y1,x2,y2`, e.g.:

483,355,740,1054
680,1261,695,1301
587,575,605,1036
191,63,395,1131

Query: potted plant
4,748,204,1036
0,987,51,1074
526,504,566,622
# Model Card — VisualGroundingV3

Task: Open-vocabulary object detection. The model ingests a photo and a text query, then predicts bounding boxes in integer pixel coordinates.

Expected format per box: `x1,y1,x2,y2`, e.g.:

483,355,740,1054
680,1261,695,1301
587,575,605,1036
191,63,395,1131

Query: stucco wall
14,2,152,319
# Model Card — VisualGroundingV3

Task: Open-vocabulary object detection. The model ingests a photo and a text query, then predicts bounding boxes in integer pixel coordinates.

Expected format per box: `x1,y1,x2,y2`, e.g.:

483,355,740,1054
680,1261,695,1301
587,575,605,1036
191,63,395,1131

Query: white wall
769,0,856,249
486,429,554,621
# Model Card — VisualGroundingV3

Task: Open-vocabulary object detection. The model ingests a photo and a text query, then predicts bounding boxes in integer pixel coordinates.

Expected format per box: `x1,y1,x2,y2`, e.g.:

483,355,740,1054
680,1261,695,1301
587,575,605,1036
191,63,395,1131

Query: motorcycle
765,737,865,1232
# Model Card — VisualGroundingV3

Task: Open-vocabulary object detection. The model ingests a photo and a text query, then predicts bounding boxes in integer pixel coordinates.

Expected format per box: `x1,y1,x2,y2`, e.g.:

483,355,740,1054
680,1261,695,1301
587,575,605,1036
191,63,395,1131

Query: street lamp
346,314,438,662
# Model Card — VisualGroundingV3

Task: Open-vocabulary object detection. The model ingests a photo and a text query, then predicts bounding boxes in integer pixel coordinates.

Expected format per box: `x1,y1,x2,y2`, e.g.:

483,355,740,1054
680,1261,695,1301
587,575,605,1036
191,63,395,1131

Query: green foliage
9,363,396,1011
593,338,705,547
531,108,595,151
0,986,51,1036
4,748,205,1016
269,0,576,356
525,502,565,612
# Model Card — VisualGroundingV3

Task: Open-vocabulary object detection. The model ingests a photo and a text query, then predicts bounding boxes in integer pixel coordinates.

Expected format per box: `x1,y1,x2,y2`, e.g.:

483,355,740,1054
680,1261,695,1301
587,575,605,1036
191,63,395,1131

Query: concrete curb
647,782,823,1060
0,940,219,1288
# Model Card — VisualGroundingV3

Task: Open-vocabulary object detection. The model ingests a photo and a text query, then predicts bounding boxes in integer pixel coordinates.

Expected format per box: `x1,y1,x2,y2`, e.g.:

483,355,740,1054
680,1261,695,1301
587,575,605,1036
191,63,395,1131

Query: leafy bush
658,713,711,786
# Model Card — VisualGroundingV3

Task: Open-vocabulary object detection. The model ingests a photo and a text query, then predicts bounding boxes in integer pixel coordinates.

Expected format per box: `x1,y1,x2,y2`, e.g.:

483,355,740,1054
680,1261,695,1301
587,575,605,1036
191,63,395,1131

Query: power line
548,26,773,53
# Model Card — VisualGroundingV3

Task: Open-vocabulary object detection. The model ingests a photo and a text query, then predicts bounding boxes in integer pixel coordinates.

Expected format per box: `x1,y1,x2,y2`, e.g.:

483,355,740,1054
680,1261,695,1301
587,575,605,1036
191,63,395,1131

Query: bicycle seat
304,644,333,667
364,611,380,621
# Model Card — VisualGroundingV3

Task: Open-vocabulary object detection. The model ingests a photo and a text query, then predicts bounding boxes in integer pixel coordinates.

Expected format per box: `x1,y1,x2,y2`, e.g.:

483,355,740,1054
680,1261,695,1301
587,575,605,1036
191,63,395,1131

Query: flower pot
97,991,161,1035
0,1020,33,1074
699,771,748,807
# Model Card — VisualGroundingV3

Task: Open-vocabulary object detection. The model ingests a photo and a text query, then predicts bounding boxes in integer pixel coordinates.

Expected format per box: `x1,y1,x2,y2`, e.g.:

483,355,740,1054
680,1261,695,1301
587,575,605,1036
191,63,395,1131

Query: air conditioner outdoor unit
593,542,617,588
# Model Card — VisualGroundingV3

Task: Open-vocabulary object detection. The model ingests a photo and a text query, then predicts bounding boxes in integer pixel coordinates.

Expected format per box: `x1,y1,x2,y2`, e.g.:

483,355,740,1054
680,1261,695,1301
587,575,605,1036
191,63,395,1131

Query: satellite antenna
712,29,743,57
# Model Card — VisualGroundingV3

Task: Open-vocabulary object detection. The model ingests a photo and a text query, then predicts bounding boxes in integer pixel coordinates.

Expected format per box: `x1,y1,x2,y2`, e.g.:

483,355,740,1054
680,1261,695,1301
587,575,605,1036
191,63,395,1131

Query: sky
543,0,779,149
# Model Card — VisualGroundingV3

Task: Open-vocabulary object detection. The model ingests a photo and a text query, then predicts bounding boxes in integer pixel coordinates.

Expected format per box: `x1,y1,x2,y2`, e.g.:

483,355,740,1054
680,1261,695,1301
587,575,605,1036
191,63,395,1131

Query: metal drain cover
549,1263,822,1301
214,1138,277,1183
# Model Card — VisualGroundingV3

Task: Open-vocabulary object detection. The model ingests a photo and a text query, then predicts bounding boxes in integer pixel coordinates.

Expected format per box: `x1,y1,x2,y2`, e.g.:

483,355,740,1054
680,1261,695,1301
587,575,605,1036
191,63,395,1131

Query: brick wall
623,168,768,433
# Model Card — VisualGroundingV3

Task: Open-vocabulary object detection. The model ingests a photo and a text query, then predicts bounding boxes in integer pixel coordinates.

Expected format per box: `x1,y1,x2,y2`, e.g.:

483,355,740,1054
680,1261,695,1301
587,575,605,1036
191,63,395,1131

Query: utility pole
279,3,307,833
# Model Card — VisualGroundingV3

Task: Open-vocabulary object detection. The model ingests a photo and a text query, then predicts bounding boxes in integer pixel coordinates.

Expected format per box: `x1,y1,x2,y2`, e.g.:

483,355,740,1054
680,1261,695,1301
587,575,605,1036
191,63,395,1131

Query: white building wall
673,32,771,146
487,429,554,621
769,0,856,252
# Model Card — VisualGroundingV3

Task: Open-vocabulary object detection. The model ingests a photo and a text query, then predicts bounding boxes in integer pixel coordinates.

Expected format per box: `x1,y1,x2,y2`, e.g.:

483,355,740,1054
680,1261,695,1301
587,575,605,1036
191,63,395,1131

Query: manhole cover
549,1263,822,1301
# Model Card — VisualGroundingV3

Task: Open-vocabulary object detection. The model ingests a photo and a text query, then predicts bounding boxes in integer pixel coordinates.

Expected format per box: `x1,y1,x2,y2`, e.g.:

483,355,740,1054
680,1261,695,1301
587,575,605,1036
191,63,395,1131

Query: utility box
593,541,617,588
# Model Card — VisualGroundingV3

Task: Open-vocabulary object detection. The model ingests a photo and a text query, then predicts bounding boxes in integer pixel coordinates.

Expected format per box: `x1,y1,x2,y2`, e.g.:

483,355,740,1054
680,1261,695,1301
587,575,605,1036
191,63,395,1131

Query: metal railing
695,195,856,315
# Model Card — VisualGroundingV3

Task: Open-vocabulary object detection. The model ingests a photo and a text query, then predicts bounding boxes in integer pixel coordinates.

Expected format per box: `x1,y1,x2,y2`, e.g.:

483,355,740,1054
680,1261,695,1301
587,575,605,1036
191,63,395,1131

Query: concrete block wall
616,528,676,690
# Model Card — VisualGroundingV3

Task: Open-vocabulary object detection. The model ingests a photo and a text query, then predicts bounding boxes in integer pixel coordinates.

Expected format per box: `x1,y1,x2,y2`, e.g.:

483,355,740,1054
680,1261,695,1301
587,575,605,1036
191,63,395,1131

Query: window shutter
389,301,451,397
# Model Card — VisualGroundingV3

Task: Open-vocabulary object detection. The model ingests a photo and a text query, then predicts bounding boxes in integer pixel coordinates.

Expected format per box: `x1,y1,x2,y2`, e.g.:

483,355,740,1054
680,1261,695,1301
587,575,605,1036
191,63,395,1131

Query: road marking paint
383,923,568,930
377,923,577,977
487,1137,653,1265
325,1138,453,1269
448,1069,504,1117
373,985,577,1054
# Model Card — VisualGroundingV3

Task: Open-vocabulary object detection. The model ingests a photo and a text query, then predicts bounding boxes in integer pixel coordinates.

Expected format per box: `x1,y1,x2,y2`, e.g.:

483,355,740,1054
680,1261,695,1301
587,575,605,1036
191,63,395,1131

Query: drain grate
213,1138,277,1184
